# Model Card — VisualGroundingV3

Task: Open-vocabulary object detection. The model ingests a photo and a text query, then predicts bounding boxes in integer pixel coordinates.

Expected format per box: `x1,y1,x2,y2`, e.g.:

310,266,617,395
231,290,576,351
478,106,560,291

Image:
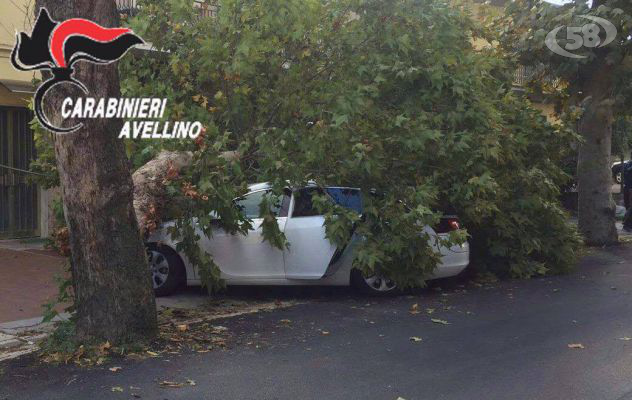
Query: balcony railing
116,0,218,18
512,65,533,88
116,0,139,17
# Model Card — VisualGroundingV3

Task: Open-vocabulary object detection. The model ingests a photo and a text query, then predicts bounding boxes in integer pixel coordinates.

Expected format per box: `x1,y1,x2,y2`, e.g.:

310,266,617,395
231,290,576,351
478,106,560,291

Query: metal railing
116,0,218,18
196,2,219,18
116,0,139,17
512,65,533,87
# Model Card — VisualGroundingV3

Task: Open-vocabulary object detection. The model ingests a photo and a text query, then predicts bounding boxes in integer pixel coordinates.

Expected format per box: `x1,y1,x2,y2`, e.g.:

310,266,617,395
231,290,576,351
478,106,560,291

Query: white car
147,183,469,296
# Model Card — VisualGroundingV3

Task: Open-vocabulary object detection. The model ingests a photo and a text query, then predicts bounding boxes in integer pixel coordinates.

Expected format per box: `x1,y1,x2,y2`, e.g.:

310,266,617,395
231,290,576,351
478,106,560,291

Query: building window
0,107,39,238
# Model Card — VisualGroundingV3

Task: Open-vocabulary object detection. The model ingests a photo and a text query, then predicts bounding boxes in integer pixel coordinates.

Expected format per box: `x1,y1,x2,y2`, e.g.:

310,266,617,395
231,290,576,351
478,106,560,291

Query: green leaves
121,0,581,290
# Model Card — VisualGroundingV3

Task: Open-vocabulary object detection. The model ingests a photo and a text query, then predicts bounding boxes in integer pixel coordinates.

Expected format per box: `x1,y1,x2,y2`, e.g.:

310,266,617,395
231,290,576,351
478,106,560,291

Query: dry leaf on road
109,366,122,372
159,380,185,388
567,343,585,349
409,336,423,343
111,386,124,392
431,318,449,325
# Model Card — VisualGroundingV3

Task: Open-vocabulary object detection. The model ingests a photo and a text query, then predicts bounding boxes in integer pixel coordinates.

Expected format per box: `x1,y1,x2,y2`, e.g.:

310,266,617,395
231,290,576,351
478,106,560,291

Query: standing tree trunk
577,63,618,246
36,0,157,343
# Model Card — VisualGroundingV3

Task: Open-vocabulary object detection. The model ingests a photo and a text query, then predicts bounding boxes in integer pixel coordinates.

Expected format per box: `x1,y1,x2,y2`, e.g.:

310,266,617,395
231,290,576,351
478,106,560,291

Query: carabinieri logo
11,8,143,133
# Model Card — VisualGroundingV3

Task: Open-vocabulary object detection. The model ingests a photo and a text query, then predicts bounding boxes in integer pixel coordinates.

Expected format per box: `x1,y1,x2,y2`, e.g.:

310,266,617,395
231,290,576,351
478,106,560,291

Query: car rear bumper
430,241,470,279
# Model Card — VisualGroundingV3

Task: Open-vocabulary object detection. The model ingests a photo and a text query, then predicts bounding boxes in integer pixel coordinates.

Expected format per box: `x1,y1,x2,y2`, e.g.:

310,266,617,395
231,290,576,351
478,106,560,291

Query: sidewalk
0,240,67,323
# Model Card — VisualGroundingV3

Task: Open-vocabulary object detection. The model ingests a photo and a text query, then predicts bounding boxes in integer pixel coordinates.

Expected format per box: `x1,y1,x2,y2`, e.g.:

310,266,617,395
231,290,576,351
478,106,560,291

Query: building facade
0,0,51,239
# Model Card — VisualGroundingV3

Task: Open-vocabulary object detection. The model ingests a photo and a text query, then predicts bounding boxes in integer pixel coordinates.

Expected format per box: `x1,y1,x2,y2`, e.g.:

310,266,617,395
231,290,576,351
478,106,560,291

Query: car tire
351,269,399,296
146,243,186,297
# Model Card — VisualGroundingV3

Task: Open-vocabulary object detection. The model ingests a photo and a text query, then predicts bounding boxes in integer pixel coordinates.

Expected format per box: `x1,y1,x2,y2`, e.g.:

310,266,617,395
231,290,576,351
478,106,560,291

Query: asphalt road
2,245,632,400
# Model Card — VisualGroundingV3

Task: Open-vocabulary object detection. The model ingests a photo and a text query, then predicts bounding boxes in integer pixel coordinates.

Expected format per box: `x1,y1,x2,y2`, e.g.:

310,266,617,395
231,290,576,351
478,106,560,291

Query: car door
283,187,337,279
199,189,290,280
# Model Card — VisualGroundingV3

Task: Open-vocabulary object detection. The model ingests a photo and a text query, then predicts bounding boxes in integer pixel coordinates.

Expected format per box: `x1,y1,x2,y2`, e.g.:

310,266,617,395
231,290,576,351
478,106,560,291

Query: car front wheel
351,269,398,296
146,243,185,297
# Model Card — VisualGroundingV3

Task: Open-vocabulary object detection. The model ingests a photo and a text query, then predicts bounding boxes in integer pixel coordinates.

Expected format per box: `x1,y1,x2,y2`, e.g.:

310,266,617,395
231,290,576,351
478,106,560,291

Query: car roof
247,182,358,194
247,182,272,192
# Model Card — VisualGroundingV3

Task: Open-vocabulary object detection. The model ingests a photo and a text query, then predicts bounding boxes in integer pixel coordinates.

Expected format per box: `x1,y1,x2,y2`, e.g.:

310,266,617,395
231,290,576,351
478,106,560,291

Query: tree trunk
36,0,157,343
577,64,618,246
133,151,192,237
131,150,240,235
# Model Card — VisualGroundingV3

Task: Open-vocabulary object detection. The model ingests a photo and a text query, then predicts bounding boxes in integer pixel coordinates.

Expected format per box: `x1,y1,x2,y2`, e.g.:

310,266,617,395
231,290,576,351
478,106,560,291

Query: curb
0,313,70,335
0,314,69,362
0,333,21,350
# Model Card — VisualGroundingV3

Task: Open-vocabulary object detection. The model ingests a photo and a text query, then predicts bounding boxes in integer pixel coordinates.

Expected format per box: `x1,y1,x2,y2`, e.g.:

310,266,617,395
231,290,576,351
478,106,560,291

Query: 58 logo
545,16,617,59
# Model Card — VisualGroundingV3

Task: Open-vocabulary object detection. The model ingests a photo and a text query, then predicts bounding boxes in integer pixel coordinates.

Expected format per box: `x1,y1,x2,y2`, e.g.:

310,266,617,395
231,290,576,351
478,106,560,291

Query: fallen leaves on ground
42,343,110,367
159,380,185,388
431,318,449,325
409,304,420,315
154,309,235,354
159,379,197,388
109,366,122,372
151,300,299,355
567,343,585,349
111,386,124,392
98,341,111,354
409,336,423,342
619,337,632,341
40,299,301,366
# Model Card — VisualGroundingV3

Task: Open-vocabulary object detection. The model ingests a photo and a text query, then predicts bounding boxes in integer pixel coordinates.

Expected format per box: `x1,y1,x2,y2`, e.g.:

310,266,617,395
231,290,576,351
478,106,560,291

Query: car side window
235,190,290,219
326,188,362,214
292,188,325,217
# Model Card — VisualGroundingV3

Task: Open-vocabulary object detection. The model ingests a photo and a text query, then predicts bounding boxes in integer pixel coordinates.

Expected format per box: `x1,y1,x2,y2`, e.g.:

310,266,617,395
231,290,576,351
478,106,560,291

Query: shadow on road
166,272,474,305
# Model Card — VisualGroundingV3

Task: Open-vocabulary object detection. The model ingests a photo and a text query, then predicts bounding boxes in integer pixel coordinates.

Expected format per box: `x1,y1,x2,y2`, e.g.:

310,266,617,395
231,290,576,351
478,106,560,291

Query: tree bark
133,151,192,236
36,0,157,343
577,64,618,246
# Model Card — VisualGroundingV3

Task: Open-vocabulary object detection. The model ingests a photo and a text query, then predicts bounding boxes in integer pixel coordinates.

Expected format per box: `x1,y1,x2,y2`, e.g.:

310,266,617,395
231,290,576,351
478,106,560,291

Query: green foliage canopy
499,0,632,118
119,0,580,290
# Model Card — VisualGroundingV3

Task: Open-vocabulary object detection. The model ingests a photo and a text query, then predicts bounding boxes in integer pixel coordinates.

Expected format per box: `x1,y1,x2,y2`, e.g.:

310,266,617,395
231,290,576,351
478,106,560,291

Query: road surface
2,245,632,400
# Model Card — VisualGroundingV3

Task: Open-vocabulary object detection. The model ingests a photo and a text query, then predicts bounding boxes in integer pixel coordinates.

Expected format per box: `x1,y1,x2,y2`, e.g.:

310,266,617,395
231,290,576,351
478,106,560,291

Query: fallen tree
132,151,192,236
120,0,582,290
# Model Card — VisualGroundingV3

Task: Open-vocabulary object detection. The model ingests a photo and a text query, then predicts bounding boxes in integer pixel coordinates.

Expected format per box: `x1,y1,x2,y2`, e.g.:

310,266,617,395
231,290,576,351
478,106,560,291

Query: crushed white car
147,183,469,296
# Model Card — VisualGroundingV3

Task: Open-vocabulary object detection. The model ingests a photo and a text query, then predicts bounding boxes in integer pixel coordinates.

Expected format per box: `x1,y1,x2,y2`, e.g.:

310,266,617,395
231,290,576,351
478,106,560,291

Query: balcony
512,65,533,89
116,0,218,18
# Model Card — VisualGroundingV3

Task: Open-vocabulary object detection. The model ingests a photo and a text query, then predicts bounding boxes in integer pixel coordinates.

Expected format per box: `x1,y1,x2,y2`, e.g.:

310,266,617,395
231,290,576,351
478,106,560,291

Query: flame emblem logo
11,8,143,133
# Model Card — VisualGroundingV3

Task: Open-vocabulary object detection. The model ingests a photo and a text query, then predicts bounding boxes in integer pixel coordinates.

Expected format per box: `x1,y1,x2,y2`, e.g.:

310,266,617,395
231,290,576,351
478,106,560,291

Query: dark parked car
612,160,630,184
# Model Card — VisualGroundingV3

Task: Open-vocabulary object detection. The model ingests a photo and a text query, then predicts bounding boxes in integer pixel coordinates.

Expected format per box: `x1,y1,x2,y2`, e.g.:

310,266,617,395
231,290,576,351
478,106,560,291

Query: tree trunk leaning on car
35,0,157,343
